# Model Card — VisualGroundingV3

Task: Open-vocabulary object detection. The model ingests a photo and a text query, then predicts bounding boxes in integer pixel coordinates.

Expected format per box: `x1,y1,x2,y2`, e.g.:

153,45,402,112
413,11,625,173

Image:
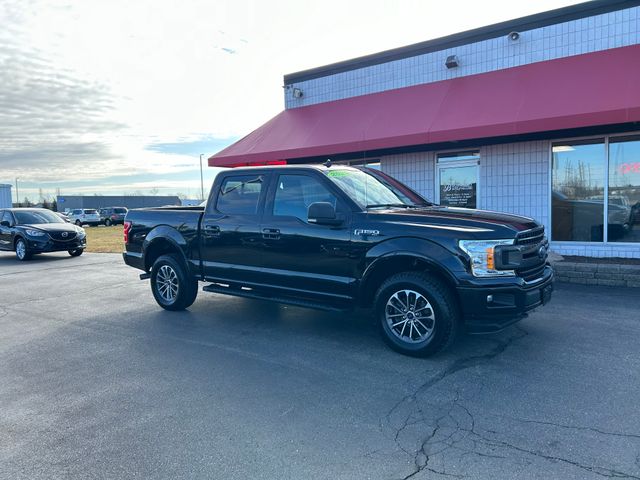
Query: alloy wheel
385,289,435,343
156,264,179,303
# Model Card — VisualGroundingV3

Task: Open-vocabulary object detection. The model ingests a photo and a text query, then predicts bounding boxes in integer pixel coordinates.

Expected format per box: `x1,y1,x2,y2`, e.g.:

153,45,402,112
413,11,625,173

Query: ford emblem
538,245,547,259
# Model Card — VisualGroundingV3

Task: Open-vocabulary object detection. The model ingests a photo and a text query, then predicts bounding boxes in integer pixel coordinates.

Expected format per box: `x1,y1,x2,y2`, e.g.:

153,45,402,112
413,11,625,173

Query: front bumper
457,266,554,334
27,236,86,253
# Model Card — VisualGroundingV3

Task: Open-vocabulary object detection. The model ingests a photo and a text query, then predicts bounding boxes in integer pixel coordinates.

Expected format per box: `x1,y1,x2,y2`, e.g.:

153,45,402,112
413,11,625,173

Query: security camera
508,31,520,41
292,87,303,98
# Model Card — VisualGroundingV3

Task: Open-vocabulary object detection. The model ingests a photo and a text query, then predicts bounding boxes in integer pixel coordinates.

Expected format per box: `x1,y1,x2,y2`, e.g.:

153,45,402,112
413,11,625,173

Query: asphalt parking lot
1,252,639,480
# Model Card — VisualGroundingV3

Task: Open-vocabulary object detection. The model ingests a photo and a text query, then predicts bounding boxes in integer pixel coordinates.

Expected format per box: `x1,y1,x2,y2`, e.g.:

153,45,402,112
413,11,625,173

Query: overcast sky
1,0,578,202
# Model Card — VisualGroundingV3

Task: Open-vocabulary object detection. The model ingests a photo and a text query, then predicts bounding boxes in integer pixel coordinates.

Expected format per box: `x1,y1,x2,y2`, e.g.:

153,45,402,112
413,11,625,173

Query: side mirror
308,202,342,226
0,220,10,227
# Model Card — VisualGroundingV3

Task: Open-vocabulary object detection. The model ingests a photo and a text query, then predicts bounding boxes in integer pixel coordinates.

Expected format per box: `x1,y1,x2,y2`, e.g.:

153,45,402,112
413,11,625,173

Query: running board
202,283,350,312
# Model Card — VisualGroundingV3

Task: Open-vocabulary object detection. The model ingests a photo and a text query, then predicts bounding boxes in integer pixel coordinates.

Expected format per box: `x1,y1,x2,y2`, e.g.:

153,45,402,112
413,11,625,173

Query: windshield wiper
365,203,420,209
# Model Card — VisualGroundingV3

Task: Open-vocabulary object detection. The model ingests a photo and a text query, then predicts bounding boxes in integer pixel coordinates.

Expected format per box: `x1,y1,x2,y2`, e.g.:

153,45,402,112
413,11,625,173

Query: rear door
257,171,356,301
200,172,270,284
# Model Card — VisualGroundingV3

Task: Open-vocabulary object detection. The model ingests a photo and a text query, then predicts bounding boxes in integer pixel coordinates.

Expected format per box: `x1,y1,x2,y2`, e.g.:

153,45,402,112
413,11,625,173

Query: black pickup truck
123,165,553,356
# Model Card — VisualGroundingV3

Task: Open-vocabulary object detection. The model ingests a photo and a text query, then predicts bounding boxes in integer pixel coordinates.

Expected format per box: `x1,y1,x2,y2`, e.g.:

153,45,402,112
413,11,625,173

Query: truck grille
515,226,545,246
514,226,547,282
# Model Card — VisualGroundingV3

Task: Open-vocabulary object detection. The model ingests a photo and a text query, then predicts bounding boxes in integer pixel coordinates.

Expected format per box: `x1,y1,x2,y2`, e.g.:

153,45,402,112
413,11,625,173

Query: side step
202,283,350,312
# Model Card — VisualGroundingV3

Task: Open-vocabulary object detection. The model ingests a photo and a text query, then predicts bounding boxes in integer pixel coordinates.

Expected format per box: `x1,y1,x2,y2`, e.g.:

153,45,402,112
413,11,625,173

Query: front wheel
68,248,83,257
75,220,82,226
375,272,459,357
104,218,112,226
15,238,32,261
150,254,198,311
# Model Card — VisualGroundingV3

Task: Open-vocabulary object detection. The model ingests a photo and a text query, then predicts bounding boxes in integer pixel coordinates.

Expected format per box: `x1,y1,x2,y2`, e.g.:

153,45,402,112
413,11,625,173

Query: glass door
436,151,479,209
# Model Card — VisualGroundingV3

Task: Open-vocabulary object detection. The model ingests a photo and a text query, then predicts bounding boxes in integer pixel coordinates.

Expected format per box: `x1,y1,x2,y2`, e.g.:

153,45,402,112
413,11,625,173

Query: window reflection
552,141,605,242
609,136,640,243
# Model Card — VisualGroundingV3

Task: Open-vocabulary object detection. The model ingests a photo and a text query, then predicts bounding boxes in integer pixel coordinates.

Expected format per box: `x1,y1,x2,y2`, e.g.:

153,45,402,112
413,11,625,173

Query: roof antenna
324,159,332,168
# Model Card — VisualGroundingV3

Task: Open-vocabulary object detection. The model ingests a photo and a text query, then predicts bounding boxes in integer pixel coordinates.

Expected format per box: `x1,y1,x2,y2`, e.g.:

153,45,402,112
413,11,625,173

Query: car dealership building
210,0,640,258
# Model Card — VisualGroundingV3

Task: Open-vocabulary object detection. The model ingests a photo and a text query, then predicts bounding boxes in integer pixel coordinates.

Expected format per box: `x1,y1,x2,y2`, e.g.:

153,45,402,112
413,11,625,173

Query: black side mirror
308,202,342,226
0,220,10,227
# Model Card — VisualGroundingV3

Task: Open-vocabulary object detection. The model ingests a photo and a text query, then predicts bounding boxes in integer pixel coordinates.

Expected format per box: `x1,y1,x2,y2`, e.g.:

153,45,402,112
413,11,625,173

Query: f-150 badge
354,229,380,236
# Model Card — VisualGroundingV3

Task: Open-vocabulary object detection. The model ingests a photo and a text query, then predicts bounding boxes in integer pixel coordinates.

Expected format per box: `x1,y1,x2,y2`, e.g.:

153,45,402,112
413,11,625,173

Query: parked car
68,208,101,226
122,165,553,357
0,208,86,260
99,207,128,226
55,212,71,222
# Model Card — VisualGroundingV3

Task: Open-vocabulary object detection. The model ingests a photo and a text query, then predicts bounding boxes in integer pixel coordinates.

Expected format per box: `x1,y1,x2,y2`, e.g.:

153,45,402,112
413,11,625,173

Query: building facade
211,0,640,258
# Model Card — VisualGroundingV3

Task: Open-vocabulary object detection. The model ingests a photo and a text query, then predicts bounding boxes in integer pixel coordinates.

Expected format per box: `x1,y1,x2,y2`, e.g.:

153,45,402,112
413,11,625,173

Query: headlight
75,226,86,237
459,239,516,277
25,229,46,237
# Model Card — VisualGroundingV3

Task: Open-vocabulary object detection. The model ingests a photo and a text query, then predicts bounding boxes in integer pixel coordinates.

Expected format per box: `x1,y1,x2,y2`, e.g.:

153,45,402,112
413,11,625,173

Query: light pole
15,178,19,207
199,154,205,201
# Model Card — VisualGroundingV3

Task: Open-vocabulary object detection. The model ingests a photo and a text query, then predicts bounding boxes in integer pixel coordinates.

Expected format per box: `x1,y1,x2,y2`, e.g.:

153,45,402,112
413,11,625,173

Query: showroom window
608,135,640,243
552,135,640,243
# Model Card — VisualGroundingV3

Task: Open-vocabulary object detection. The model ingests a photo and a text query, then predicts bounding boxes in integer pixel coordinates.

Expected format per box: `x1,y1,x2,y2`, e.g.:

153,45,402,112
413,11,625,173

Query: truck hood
367,206,539,237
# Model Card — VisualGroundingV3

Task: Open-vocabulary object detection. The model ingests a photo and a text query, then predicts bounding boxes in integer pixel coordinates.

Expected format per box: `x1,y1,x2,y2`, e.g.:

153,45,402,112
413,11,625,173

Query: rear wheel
375,272,459,357
15,238,32,261
104,218,112,226
75,220,82,226
68,248,83,257
150,254,198,310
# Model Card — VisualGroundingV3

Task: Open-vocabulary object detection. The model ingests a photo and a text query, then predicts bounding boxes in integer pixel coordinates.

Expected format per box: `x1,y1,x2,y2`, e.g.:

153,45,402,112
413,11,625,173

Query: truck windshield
325,168,431,209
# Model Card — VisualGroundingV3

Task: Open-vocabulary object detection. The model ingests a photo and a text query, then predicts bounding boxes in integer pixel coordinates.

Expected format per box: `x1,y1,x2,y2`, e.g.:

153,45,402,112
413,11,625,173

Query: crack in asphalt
385,326,528,429
389,327,527,480
385,325,640,479
503,416,640,441
398,392,640,480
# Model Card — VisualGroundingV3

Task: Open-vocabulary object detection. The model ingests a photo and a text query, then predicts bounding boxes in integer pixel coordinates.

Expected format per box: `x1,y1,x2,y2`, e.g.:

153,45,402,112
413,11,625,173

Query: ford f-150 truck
123,165,553,356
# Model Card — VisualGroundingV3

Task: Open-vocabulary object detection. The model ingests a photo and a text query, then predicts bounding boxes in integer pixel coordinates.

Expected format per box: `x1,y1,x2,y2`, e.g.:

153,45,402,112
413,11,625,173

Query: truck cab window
273,174,337,222
216,175,263,215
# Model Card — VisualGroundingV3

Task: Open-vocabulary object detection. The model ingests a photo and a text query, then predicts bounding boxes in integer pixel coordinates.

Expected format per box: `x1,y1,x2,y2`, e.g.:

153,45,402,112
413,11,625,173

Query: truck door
200,173,269,284
258,172,356,302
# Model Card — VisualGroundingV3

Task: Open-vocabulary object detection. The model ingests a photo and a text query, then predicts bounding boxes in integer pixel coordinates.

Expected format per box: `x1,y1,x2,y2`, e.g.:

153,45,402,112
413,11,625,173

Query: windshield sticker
327,170,352,178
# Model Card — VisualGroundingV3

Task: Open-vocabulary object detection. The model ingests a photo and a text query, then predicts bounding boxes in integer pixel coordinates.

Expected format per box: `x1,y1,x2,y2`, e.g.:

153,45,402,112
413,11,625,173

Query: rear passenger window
216,175,264,215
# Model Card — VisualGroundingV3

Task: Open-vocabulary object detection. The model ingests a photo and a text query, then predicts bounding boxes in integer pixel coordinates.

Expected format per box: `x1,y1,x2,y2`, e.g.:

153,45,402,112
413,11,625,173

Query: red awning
210,44,640,167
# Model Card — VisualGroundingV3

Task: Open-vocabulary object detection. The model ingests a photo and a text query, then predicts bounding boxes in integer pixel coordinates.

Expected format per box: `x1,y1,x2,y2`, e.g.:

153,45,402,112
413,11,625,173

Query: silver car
68,208,101,226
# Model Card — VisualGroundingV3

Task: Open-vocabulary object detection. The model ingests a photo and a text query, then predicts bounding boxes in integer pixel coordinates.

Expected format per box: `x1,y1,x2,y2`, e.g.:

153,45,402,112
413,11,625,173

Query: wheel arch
358,238,464,308
142,227,191,274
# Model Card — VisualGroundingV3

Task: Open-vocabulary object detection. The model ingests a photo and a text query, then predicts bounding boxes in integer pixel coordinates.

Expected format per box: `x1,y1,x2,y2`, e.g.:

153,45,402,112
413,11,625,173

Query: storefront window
608,136,640,243
437,151,479,209
552,140,605,242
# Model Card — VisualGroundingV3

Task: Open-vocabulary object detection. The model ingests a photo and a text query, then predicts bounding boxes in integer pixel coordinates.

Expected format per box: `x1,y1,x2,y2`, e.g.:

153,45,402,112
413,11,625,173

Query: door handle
262,228,280,240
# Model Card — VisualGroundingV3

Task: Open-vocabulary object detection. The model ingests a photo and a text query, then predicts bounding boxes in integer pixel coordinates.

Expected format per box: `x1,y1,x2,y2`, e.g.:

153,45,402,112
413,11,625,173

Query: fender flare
359,237,466,300
142,225,191,272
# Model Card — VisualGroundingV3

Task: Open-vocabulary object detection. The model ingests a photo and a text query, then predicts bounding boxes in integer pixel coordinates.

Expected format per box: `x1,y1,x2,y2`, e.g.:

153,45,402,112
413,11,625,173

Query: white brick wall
286,6,640,108
380,141,640,259
380,152,436,202
480,141,550,229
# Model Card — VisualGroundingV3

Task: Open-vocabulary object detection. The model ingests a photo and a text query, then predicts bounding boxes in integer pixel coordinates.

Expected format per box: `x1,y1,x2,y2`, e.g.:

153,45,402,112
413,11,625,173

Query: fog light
487,295,493,303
